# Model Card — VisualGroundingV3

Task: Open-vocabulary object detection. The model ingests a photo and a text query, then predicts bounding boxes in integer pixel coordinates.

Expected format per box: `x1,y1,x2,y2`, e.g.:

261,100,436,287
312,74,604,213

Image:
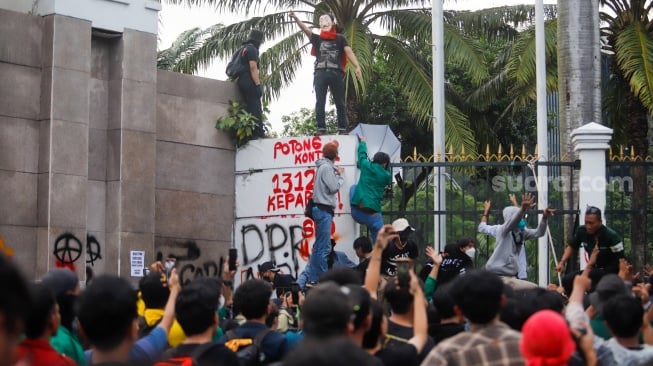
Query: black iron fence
374,155,653,284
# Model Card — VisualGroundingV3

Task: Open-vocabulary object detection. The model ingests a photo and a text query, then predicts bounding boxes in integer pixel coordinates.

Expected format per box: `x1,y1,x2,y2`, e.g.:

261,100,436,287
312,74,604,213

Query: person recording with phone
381,218,419,277
363,224,434,363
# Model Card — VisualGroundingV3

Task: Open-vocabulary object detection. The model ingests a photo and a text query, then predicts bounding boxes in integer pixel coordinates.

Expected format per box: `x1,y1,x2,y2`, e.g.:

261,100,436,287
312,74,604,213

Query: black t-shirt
386,320,435,363
570,225,624,274
381,240,419,276
239,43,260,79
437,252,473,285
309,33,349,70
354,257,371,282
429,322,465,345
161,342,238,366
375,342,419,366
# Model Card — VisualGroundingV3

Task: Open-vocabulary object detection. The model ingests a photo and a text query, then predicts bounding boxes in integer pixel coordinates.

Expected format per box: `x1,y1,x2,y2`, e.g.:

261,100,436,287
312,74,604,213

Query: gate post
571,122,613,268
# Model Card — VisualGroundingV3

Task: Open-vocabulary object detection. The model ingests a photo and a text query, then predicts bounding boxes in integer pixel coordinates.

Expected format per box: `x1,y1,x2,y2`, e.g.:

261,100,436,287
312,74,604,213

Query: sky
158,0,556,133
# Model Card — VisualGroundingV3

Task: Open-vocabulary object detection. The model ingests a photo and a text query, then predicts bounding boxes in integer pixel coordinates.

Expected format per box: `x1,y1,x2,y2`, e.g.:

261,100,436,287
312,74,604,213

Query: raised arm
407,271,428,353
289,12,313,37
424,246,443,302
480,200,491,224
158,268,180,333
364,224,398,299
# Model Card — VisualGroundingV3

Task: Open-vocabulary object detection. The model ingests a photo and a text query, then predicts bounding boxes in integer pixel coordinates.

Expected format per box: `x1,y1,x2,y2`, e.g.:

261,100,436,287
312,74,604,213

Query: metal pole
535,0,549,287
432,0,446,250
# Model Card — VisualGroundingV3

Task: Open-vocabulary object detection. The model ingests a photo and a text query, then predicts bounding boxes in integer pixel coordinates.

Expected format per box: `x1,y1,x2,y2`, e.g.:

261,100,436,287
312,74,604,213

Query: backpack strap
252,328,272,347
225,329,238,341
189,342,221,362
383,333,410,346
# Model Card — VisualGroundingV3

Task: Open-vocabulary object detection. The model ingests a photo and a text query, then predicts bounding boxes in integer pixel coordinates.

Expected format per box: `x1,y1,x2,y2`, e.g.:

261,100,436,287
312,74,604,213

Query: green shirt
571,225,624,273
50,325,86,366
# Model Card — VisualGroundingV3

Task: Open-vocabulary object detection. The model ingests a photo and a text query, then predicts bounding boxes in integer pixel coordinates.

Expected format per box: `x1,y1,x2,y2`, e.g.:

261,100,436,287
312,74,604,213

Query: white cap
391,218,414,232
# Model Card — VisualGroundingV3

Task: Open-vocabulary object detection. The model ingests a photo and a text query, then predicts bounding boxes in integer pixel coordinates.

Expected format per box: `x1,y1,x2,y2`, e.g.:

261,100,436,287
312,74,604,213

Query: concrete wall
0,8,237,283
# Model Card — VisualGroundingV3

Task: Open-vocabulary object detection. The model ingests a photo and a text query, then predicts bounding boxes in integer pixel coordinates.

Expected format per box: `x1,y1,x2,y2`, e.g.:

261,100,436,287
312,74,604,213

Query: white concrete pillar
571,122,613,268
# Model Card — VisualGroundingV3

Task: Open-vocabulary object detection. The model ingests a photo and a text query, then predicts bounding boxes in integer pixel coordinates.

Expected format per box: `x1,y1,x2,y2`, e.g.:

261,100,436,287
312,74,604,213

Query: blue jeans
314,69,346,130
297,267,309,289
306,206,333,282
349,185,384,241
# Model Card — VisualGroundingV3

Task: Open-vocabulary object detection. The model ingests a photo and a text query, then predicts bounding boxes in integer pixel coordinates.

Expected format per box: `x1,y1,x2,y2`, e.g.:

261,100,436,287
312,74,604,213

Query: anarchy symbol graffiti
53,233,82,264
86,235,102,266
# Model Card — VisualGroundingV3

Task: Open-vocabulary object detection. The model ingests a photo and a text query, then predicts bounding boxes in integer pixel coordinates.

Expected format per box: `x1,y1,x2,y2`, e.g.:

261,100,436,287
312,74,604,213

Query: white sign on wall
130,250,145,277
234,135,359,285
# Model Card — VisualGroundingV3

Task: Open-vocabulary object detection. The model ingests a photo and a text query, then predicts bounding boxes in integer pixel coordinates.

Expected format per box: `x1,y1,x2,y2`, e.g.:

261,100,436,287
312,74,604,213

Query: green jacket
50,325,86,366
351,141,392,213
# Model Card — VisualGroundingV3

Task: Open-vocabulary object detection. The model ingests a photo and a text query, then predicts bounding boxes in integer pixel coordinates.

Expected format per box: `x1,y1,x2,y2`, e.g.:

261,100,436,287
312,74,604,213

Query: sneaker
314,129,326,136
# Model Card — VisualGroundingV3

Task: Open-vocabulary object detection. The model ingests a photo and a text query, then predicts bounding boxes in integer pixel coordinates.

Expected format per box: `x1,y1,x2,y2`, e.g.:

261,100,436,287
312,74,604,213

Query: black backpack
304,198,315,220
225,328,272,366
154,342,218,366
225,46,247,79
137,315,162,339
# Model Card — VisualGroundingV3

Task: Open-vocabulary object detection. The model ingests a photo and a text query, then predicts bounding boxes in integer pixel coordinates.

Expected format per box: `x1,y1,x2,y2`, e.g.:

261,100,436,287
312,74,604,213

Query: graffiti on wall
156,240,224,285
52,233,103,271
233,135,359,286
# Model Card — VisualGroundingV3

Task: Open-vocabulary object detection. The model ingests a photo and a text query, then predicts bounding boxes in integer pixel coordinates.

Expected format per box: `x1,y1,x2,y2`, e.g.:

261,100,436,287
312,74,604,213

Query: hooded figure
485,204,549,289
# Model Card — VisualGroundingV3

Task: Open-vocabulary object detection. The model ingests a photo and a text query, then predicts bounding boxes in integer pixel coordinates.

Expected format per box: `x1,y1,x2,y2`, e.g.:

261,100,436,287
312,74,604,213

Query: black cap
258,261,279,273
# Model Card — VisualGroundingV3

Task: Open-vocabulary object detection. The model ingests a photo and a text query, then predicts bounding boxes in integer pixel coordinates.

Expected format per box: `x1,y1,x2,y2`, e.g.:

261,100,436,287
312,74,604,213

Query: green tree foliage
280,108,337,137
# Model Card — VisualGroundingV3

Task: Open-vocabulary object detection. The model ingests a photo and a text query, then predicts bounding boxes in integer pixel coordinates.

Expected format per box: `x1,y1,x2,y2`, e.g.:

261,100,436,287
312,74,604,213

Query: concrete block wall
0,9,43,273
0,8,238,282
155,70,239,285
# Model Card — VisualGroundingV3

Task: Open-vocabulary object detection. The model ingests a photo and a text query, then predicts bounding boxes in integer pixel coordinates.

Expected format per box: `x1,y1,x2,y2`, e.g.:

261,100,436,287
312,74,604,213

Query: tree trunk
346,84,359,132
624,89,649,271
557,0,601,254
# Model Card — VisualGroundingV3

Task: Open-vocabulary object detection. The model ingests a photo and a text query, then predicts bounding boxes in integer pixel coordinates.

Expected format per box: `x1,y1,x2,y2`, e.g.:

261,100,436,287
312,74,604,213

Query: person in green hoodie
41,268,86,366
350,135,392,241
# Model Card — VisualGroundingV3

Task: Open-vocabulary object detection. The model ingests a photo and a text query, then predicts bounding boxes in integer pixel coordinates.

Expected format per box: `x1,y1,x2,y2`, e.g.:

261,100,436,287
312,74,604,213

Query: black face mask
399,230,411,243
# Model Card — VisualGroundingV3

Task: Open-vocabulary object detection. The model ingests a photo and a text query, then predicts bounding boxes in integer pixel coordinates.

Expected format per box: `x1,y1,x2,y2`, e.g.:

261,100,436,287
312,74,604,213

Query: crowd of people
2,203,653,366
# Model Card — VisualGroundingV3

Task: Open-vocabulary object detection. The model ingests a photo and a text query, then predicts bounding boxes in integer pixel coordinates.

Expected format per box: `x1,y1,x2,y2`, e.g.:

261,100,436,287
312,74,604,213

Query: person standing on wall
289,11,362,135
349,135,392,241
305,140,344,285
237,30,265,139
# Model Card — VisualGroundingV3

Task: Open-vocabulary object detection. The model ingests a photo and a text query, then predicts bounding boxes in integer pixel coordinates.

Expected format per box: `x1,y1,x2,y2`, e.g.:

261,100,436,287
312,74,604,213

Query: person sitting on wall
484,193,555,291
479,195,529,279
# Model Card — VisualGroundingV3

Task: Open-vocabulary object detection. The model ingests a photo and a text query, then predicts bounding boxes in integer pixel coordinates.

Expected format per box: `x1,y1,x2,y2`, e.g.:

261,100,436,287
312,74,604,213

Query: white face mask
164,260,175,271
465,248,476,259
319,15,334,31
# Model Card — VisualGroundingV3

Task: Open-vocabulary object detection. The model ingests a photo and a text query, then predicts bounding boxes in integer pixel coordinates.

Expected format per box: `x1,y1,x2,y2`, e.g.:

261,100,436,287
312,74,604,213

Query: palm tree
160,0,496,154
600,0,653,270
466,13,558,138
472,1,653,270
557,1,601,257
